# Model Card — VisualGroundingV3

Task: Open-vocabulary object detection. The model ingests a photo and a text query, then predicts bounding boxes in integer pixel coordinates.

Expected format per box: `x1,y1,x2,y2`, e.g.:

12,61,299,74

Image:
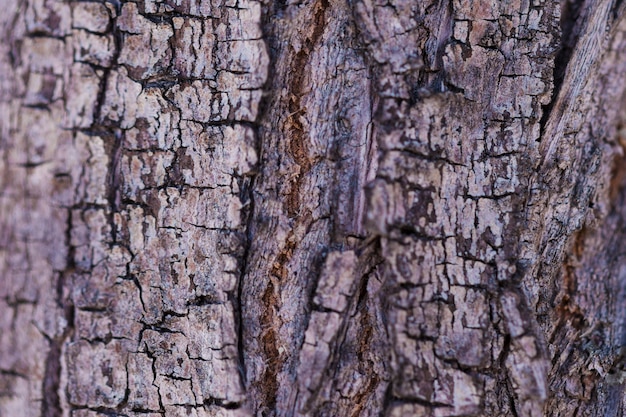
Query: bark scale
0,0,625,416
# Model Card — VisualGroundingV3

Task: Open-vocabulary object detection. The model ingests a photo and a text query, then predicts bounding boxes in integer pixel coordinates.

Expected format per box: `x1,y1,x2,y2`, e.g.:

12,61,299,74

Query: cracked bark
1,0,626,416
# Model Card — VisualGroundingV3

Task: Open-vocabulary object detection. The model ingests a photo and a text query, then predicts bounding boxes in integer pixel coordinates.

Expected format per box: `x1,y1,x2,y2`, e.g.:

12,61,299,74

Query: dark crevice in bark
41,340,63,417
380,382,394,416
87,1,124,242
0,369,28,380
42,201,77,417
205,398,245,409
612,0,626,22
498,334,519,417
236,174,257,386
91,5,124,243
105,129,124,226
93,1,122,125
538,0,585,142
556,0,586,80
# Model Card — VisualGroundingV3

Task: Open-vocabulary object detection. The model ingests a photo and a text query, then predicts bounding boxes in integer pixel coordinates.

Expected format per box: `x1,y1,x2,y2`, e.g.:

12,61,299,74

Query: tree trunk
1,0,626,416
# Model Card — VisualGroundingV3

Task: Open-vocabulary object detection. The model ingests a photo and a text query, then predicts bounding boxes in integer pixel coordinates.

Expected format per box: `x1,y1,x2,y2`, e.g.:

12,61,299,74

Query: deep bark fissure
236,176,256,387
41,340,63,417
42,206,76,417
538,0,585,140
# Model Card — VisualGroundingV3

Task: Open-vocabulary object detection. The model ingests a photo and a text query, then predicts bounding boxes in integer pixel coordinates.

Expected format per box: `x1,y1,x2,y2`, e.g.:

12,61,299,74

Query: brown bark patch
572,225,587,260
556,265,585,331
270,230,296,280
259,281,281,413
284,0,329,218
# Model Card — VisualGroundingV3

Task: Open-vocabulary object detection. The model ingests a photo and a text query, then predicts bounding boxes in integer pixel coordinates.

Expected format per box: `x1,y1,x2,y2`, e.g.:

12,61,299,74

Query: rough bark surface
1,0,626,417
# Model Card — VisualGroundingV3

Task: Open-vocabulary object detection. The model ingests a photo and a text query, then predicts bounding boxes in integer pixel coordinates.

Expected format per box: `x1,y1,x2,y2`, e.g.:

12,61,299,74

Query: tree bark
1,0,626,416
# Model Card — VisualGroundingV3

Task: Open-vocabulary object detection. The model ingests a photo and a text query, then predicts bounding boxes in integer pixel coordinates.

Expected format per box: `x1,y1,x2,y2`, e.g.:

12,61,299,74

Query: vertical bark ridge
539,16,626,415
283,0,329,218
243,0,383,415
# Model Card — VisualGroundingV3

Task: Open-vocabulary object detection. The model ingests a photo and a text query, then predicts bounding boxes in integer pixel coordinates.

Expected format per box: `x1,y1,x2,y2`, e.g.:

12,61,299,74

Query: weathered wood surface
1,0,626,416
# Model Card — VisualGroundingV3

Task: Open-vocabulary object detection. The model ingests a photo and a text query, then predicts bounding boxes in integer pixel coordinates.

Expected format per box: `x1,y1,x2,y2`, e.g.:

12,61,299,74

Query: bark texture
1,0,626,416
